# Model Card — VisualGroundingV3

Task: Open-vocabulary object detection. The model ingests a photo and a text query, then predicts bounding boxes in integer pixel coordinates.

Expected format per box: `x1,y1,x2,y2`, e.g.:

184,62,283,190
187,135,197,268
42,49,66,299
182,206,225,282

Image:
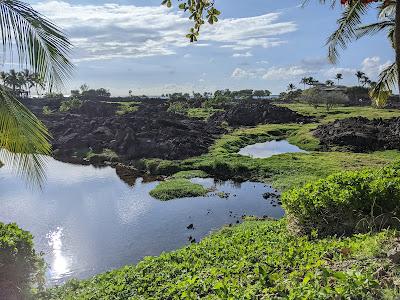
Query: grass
278,103,400,123
170,170,209,179
141,119,400,191
115,102,139,115
39,219,400,299
187,108,223,120
149,178,209,200
85,148,119,162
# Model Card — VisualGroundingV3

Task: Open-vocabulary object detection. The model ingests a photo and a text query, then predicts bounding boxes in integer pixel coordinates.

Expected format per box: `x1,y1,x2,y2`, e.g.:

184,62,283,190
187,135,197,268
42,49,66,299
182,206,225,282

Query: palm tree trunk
396,0,400,100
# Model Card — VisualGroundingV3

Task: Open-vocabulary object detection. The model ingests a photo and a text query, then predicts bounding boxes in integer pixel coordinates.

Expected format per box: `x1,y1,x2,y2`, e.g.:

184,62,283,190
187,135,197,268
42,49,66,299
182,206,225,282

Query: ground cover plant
149,178,209,200
283,162,400,236
38,219,400,299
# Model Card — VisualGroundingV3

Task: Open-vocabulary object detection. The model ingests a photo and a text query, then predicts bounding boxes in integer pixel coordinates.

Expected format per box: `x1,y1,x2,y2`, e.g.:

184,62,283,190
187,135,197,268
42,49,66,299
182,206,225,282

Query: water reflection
238,140,307,159
0,157,284,285
47,227,71,280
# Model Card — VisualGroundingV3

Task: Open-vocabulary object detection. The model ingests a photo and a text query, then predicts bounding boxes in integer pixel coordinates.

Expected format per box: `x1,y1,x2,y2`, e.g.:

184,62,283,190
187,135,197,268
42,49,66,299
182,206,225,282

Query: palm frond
355,20,395,38
326,0,369,63
0,0,73,90
370,62,397,108
0,85,51,187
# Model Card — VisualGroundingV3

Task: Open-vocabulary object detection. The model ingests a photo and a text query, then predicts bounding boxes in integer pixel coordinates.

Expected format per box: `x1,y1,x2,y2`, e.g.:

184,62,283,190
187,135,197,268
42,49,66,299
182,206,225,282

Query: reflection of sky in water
238,140,307,159
47,227,71,280
0,157,284,285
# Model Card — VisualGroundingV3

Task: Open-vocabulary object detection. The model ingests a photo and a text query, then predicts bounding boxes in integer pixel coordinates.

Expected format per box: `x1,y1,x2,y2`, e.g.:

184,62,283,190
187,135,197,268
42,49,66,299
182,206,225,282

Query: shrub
282,162,400,236
59,97,82,112
42,106,53,115
0,223,45,299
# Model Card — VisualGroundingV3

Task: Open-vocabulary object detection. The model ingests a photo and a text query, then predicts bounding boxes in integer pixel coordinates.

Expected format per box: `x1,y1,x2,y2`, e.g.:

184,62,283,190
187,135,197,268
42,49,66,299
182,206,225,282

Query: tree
162,0,221,42
325,80,335,86
300,77,309,89
311,0,397,107
300,88,349,111
335,73,343,85
287,83,296,91
355,71,365,85
0,1,73,186
361,75,370,87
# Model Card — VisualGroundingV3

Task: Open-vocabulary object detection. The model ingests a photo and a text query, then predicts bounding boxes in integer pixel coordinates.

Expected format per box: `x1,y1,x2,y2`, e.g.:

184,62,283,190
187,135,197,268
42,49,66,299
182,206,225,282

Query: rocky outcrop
212,100,313,126
41,101,225,164
314,117,400,152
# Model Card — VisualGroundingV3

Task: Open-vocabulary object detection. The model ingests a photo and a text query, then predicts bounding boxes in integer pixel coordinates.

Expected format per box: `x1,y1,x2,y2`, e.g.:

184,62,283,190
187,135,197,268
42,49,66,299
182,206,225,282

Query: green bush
59,97,82,112
282,162,400,236
0,223,45,299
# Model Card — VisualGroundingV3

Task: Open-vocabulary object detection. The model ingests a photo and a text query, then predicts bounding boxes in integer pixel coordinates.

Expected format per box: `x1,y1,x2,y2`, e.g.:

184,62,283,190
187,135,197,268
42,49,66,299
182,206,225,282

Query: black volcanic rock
314,117,400,152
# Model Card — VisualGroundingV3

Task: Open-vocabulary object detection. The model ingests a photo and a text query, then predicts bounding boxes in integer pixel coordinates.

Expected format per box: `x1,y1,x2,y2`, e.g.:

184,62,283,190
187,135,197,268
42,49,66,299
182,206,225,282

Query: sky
26,0,394,96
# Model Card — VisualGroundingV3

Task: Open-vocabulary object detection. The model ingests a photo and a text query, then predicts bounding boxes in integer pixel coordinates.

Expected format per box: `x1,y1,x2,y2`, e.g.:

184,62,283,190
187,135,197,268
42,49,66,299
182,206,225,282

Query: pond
238,140,307,158
0,158,284,285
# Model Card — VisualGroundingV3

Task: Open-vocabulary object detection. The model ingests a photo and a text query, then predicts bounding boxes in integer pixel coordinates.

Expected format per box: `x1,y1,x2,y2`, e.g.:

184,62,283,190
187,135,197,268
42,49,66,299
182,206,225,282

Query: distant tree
361,75,370,87
300,88,349,111
335,73,343,85
300,77,309,89
253,90,268,98
70,90,80,97
355,71,365,86
279,89,302,102
128,90,133,97
325,80,335,86
80,83,89,94
287,83,296,91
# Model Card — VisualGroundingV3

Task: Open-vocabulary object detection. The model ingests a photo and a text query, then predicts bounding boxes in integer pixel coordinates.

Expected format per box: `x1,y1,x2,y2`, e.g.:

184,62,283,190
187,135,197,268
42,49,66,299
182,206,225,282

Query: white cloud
231,67,266,79
322,67,355,80
232,52,253,58
33,1,297,61
361,56,392,78
262,66,308,80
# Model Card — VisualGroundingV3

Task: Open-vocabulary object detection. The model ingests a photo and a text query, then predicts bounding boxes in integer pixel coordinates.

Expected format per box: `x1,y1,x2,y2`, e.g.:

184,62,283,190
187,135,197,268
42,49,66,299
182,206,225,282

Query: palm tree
287,83,296,91
361,75,370,87
335,73,343,85
310,0,397,107
300,77,309,89
325,80,335,86
0,71,7,86
355,71,365,85
7,69,20,92
0,1,73,186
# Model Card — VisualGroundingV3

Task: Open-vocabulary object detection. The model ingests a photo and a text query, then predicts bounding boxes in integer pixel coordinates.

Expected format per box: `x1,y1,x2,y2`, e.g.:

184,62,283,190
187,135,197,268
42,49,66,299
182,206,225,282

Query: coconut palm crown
0,0,73,186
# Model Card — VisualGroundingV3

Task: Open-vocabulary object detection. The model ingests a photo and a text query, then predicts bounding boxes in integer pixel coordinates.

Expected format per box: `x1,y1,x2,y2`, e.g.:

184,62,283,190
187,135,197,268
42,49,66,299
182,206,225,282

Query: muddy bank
314,117,400,152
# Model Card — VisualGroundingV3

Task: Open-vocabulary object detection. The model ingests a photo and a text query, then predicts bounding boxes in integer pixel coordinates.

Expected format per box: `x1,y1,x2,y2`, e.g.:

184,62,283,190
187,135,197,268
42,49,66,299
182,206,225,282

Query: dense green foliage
283,162,400,236
171,170,209,179
149,178,209,200
39,219,400,299
0,222,44,299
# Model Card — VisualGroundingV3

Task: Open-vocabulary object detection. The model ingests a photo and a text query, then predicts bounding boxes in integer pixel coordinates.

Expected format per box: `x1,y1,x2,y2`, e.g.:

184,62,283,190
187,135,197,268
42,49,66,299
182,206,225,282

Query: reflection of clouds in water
116,181,153,224
1,156,117,185
47,227,71,279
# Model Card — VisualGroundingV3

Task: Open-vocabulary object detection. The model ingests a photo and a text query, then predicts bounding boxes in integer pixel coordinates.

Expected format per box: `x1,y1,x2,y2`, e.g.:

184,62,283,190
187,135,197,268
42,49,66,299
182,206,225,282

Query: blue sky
28,0,394,96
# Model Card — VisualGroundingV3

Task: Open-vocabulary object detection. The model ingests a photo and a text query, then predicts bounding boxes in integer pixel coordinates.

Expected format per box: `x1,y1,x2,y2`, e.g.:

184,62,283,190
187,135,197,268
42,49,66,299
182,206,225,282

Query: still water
238,140,307,158
0,158,284,285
